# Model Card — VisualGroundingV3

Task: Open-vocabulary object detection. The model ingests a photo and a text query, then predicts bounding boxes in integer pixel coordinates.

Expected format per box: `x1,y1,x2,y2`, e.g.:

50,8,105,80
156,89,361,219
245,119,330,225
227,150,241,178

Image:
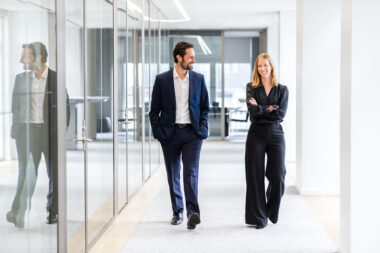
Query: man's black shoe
256,223,267,229
46,212,58,224
6,211,16,224
187,213,201,230
7,211,24,228
171,213,183,225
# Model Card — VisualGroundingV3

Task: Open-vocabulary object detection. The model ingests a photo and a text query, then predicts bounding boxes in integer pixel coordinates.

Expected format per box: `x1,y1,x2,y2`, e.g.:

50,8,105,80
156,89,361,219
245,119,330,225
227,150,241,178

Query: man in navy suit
149,41,209,230
7,42,70,228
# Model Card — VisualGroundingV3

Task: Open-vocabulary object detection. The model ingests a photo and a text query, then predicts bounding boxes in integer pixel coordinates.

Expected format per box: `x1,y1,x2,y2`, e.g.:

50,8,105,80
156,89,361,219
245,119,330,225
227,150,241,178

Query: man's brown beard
181,61,193,70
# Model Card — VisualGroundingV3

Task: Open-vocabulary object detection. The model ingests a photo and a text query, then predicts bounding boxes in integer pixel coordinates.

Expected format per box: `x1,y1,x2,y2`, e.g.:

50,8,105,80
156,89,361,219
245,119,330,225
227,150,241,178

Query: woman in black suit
245,53,289,229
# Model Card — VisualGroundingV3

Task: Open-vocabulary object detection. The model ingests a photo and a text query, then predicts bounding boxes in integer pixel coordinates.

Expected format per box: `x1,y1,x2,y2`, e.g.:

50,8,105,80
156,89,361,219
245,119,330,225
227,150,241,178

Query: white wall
266,12,297,164
266,13,279,73
341,0,380,252
259,11,297,164
0,14,5,160
279,10,296,163
296,0,341,194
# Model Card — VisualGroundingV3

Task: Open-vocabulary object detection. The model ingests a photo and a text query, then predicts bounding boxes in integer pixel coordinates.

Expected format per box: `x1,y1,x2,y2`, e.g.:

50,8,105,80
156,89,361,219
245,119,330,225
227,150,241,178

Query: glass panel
117,0,127,212
127,0,143,198
0,1,58,252
160,25,170,72
168,31,222,138
86,0,114,244
150,5,160,172
224,34,260,139
66,0,86,252
143,0,150,180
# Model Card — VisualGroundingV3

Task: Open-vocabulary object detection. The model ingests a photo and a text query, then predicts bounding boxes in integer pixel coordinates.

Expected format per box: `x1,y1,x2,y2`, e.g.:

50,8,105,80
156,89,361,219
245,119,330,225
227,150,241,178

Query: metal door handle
119,120,133,125
73,137,93,143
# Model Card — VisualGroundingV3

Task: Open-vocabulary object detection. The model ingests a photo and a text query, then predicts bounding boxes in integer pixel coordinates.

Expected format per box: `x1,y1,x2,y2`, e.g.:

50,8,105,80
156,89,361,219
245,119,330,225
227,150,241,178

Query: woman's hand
248,98,257,105
266,105,279,112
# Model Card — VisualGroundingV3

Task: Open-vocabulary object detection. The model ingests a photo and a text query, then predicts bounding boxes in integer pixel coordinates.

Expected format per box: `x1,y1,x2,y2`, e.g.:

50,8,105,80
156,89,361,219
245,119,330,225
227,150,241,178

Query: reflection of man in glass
7,42,70,228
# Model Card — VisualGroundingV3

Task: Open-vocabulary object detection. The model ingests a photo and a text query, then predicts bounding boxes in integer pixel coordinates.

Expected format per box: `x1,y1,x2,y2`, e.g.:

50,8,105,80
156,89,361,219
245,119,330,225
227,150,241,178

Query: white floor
0,141,338,253
121,142,338,253
0,160,58,253
0,140,159,253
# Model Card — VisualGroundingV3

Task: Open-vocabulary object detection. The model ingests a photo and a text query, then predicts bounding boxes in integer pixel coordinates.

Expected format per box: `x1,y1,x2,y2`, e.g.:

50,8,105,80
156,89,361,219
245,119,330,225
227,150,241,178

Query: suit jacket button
172,123,175,126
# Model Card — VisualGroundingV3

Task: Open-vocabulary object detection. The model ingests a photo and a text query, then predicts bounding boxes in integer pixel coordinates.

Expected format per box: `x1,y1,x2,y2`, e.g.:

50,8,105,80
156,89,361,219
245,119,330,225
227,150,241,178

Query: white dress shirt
29,67,48,123
173,68,191,124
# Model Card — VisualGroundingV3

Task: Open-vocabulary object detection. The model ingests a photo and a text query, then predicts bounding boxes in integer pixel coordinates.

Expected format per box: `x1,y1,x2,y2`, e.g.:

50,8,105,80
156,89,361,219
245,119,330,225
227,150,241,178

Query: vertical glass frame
150,4,160,172
86,0,114,245
65,0,86,252
116,0,128,213
142,0,150,181
127,0,143,199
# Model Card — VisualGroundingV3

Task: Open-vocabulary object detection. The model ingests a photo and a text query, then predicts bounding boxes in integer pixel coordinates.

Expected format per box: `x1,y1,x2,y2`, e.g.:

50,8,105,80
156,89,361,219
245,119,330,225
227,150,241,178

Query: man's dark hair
173,41,193,63
22,42,48,63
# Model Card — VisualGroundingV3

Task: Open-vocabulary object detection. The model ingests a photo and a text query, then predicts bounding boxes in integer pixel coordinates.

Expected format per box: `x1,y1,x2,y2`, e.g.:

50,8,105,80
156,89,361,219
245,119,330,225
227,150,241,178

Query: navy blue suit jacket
149,69,209,144
11,69,70,139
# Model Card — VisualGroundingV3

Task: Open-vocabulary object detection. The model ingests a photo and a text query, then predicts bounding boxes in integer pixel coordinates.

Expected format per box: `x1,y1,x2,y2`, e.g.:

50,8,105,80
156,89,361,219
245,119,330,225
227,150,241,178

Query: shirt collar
33,66,48,80
173,68,189,80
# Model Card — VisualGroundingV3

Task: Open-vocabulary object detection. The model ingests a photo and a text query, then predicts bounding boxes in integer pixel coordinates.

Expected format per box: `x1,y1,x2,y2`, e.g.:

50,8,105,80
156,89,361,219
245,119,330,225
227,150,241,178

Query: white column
279,10,296,163
296,0,341,194
340,0,380,252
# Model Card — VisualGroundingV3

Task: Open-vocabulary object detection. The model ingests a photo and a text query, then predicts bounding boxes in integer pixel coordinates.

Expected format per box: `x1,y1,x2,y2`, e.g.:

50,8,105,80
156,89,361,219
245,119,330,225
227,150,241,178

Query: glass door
150,5,160,172
66,0,86,252
127,0,143,198
66,0,116,251
86,0,114,245
143,0,150,181
0,1,58,252
223,31,260,140
117,0,128,212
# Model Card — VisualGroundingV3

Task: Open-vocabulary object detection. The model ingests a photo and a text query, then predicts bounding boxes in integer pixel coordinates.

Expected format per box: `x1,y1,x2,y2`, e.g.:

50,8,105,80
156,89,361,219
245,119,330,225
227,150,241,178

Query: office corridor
110,142,337,253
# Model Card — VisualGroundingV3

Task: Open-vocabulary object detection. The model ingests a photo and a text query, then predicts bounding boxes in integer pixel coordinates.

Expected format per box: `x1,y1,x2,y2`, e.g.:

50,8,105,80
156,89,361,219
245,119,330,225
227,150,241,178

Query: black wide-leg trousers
245,122,286,226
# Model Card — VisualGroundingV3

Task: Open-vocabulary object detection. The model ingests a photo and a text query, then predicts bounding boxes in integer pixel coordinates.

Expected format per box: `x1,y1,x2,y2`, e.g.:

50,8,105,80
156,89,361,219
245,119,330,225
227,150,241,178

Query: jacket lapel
167,69,176,110
188,70,195,109
21,71,32,91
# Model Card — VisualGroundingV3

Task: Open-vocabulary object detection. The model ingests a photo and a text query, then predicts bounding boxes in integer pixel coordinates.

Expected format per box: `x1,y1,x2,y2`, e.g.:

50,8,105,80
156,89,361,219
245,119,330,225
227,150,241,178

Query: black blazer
149,69,209,144
11,68,70,139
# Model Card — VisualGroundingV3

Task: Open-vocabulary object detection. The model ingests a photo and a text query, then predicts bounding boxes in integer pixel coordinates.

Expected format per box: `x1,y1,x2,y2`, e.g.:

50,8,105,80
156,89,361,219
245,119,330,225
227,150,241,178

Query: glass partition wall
150,4,160,173
66,0,86,252
0,1,58,252
0,0,266,252
127,0,143,199
86,0,114,245
142,0,150,181
0,0,164,252
223,31,261,139
116,0,128,214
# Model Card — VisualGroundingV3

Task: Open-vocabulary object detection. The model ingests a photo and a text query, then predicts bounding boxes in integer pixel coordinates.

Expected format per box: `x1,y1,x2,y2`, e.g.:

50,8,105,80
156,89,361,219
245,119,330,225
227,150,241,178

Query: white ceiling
155,0,296,30
0,0,296,30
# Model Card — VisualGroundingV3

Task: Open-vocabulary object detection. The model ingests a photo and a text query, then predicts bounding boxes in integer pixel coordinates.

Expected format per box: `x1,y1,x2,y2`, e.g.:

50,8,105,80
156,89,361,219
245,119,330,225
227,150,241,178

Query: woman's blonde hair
251,53,278,88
